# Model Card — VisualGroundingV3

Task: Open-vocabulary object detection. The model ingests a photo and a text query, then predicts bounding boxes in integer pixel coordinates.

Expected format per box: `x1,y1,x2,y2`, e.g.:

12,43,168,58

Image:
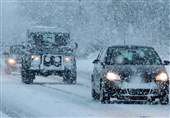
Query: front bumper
104,81,169,101
29,69,65,76
109,88,168,100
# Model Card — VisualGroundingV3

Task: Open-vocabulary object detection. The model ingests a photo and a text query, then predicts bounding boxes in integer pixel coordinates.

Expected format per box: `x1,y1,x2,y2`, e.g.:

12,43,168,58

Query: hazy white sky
1,0,33,47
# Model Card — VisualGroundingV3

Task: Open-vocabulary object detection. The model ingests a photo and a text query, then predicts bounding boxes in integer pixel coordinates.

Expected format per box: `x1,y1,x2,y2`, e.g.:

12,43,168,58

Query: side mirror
93,59,99,64
163,60,170,65
74,42,78,50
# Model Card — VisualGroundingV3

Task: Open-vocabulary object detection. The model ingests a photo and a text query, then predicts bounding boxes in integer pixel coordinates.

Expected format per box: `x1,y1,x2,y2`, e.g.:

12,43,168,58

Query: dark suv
91,45,170,104
21,27,78,84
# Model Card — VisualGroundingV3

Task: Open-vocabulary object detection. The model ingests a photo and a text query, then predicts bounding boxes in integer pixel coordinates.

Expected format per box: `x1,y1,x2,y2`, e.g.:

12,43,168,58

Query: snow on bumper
30,55,75,71
103,80,169,101
109,88,168,99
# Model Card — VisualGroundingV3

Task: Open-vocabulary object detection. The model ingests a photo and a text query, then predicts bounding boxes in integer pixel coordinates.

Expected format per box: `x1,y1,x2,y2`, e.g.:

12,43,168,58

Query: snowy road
0,57,170,118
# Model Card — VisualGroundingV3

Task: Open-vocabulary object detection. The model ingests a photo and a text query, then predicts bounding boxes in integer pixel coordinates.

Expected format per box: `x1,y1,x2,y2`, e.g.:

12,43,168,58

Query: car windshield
30,32,70,46
105,47,162,65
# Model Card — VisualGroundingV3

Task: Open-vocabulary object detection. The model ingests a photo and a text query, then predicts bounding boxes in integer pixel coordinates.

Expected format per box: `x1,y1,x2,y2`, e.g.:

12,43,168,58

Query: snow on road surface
0,111,11,118
0,55,170,118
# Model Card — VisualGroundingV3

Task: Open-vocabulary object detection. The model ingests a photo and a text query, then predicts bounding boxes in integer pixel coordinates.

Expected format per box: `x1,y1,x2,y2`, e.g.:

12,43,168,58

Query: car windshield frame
105,46,162,65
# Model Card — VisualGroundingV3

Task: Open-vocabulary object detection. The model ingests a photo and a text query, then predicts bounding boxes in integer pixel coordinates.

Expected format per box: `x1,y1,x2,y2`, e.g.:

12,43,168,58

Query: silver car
91,45,170,105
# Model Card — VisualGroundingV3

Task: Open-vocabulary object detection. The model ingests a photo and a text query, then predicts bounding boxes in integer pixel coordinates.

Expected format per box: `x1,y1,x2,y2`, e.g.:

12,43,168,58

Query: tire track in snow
40,84,87,100
1,65,170,118
26,83,117,117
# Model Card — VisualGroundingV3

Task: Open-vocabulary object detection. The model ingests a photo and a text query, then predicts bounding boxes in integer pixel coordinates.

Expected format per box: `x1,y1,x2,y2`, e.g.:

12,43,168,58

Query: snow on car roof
28,26,69,33
108,45,154,49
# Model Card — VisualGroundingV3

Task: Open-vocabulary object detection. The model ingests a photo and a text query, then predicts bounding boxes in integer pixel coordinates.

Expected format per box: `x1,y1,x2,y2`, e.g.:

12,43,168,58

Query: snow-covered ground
0,111,10,118
0,54,170,118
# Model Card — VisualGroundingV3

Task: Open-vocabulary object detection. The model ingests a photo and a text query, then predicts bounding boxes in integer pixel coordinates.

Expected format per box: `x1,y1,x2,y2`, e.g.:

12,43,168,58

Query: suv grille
43,55,62,67
127,89,150,95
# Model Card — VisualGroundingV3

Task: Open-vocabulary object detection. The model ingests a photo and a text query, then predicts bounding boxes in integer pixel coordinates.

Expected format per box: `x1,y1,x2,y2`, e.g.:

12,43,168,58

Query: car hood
29,46,74,55
103,65,167,88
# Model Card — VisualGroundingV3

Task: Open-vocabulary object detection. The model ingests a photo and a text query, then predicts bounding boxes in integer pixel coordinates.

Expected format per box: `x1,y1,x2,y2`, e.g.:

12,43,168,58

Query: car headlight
64,57,72,63
55,56,61,62
45,56,51,62
106,72,121,81
31,55,40,61
8,58,16,65
156,72,168,81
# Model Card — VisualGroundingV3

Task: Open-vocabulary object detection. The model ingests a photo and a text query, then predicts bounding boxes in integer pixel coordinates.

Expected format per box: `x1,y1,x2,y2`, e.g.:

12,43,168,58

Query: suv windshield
105,47,162,65
30,32,70,46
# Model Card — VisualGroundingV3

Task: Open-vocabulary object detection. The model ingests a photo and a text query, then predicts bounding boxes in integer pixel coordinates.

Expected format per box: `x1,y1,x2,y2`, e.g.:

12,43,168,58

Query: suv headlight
106,72,121,81
156,72,168,81
55,56,61,62
31,55,40,61
45,56,51,62
64,56,72,63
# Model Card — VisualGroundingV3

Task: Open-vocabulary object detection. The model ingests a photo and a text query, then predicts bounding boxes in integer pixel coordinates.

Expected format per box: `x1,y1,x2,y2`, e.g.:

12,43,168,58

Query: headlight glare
8,58,16,65
31,55,40,61
106,72,121,81
64,57,72,63
156,72,168,81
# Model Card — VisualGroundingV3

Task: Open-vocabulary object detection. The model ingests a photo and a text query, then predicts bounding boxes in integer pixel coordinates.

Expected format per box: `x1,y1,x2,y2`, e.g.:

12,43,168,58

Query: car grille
43,55,62,67
127,89,150,95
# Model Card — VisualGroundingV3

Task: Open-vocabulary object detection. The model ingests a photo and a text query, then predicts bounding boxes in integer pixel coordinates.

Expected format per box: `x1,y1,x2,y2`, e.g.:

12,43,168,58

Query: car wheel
160,95,169,105
91,89,99,100
63,79,77,84
21,69,35,84
91,76,99,100
63,69,77,84
99,80,110,104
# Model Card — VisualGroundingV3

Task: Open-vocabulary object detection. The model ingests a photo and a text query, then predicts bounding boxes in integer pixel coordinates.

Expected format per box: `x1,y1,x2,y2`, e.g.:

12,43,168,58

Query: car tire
91,89,100,100
21,69,35,84
63,69,77,84
63,79,76,84
91,75,100,100
160,95,169,105
99,80,110,104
